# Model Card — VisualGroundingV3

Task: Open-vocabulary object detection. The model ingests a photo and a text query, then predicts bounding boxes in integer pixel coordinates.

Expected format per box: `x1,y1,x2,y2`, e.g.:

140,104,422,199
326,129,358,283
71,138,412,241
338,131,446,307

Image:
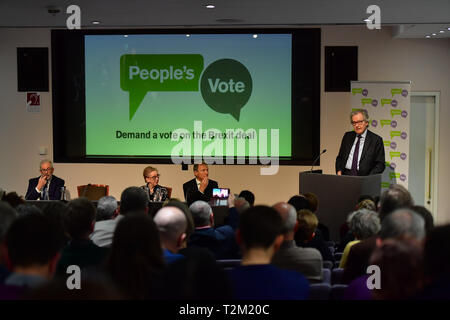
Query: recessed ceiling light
425,35,431,38
124,35,128,38
92,21,100,25
206,5,215,9
432,33,437,36
448,27,450,30
186,34,190,37
439,30,445,33
253,34,258,39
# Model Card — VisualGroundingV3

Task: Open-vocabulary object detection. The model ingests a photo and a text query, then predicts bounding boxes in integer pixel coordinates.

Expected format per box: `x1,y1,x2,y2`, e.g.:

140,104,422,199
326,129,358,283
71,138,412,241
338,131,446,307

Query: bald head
154,206,187,249
273,202,297,234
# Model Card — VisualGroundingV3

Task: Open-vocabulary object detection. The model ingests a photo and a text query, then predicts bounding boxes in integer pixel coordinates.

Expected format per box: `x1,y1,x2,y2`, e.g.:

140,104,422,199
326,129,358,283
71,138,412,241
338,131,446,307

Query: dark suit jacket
335,130,386,176
183,178,218,205
25,175,65,200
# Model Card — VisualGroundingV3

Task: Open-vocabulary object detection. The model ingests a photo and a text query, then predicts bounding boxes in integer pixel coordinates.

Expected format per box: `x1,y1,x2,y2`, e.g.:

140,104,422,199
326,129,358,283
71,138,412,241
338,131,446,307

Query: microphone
310,149,327,172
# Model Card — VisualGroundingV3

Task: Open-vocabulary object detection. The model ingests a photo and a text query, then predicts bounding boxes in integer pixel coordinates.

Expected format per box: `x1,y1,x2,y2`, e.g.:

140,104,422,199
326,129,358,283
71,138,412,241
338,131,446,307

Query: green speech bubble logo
390,151,401,159
391,109,402,118
381,182,391,189
200,59,252,121
390,131,401,139
120,54,204,120
390,172,401,180
352,88,363,95
380,120,392,128
391,88,402,97
361,98,372,106
381,98,392,107
383,141,391,147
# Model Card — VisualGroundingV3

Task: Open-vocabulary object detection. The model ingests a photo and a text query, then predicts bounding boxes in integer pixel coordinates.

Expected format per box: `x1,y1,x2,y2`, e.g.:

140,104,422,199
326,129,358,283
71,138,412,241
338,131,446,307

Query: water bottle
60,186,67,201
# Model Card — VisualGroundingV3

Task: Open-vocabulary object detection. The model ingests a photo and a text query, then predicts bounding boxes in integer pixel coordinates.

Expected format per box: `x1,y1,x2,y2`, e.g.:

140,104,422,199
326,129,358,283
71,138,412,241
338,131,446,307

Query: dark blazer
25,175,65,200
335,130,386,176
183,178,218,205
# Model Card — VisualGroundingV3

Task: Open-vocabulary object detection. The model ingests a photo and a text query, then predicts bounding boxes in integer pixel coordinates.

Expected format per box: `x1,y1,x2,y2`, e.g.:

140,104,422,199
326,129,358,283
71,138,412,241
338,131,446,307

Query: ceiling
1,0,449,38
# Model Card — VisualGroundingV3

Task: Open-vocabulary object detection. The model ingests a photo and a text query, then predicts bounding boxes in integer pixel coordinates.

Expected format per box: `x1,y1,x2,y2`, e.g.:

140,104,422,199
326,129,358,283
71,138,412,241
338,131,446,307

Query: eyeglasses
40,168,53,172
351,120,366,126
147,174,160,180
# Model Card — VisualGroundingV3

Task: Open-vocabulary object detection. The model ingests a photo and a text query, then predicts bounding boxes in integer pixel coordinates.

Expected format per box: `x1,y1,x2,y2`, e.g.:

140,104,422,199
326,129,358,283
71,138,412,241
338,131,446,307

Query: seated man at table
183,163,218,205
25,160,65,200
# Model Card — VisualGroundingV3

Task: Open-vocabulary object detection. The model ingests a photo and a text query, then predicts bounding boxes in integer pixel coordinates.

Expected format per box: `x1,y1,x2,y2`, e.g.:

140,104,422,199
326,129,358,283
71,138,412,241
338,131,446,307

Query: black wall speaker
17,47,49,92
325,46,358,92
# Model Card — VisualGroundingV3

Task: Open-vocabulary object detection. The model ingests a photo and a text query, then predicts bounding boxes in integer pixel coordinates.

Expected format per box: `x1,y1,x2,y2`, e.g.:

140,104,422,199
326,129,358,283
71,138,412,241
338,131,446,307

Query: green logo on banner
390,172,401,180
391,88,402,97
390,151,401,159
380,120,392,128
352,88,363,95
391,110,402,118
361,98,372,106
390,131,401,139
381,98,392,107
383,141,391,147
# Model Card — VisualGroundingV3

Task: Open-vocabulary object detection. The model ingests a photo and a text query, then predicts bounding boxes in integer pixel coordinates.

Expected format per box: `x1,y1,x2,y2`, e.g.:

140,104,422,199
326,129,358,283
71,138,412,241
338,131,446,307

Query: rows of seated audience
0,183,449,300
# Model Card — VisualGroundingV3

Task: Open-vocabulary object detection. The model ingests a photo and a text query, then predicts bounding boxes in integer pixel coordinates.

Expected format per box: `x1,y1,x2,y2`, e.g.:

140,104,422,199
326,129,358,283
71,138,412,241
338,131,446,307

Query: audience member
105,213,165,299
154,206,187,264
238,190,255,206
96,196,118,222
288,195,312,212
343,208,425,284
25,159,65,200
41,201,70,246
227,205,309,300
56,198,109,276
1,212,63,299
415,224,450,299
1,192,25,209
379,184,414,221
91,186,148,247
271,202,322,282
295,209,334,262
0,202,18,284
187,201,239,259
303,192,330,241
410,205,434,235
339,209,380,268
141,166,169,202
183,163,218,205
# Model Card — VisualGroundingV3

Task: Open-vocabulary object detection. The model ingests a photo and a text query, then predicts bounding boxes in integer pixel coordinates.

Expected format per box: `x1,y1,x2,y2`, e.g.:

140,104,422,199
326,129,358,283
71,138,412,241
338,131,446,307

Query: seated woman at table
141,166,168,202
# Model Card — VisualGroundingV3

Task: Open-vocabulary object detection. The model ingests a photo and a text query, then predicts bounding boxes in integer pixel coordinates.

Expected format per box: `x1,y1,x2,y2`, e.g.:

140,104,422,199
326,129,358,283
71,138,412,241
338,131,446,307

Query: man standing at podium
336,110,385,176
25,159,65,200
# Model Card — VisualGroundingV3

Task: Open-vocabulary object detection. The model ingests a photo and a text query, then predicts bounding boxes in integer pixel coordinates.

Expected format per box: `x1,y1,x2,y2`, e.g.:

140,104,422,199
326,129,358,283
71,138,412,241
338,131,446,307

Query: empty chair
332,268,345,285
334,252,343,262
322,268,331,284
309,283,331,300
323,260,333,270
164,187,173,199
331,284,348,300
77,184,109,201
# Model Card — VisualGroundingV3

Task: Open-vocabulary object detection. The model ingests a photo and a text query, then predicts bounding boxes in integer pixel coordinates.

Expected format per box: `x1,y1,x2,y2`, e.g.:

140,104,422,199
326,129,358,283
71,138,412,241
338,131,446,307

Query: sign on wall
351,81,411,189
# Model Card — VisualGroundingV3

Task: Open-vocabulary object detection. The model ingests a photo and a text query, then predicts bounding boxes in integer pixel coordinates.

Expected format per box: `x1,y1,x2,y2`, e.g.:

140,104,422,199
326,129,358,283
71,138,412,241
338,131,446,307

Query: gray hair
379,208,425,240
189,201,213,227
96,196,117,221
154,206,187,244
274,203,297,234
234,197,250,214
350,109,369,123
349,209,381,240
0,202,18,241
379,184,414,221
39,159,53,168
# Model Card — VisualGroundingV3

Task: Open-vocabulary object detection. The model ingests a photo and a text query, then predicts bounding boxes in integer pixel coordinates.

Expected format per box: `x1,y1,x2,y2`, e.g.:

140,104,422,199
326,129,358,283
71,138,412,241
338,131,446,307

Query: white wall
1,26,449,224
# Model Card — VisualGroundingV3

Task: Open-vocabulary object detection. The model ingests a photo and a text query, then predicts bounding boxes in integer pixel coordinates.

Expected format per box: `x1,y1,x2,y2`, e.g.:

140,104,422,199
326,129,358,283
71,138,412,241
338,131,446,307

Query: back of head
107,213,165,298
16,203,42,217
96,196,118,221
6,212,62,268
163,200,194,238
424,224,450,281
120,187,148,216
349,209,380,240
303,193,319,212
0,202,18,242
379,184,413,221
287,195,312,212
356,199,376,211
272,202,297,235
295,209,318,243
238,190,255,206
42,201,69,245
154,206,187,246
238,205,283,249
65,198,96,240
379,208,425,241
189,201,212,227
370,237,423,300
1,192,25,209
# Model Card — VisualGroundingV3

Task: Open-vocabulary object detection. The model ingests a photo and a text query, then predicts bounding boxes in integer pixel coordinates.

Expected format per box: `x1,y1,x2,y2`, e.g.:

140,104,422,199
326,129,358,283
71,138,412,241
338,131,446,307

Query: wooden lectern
299,172,382,242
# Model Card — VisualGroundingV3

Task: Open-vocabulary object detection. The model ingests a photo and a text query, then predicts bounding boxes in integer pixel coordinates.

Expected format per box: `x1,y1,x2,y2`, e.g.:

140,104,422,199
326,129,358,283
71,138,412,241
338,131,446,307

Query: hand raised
199,177,209,193
37,175,48,191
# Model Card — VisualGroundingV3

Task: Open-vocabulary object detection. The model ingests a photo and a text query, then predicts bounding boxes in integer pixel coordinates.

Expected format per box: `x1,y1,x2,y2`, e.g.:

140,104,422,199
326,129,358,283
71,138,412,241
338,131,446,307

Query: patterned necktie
350,135,362,176
42,182,49,200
